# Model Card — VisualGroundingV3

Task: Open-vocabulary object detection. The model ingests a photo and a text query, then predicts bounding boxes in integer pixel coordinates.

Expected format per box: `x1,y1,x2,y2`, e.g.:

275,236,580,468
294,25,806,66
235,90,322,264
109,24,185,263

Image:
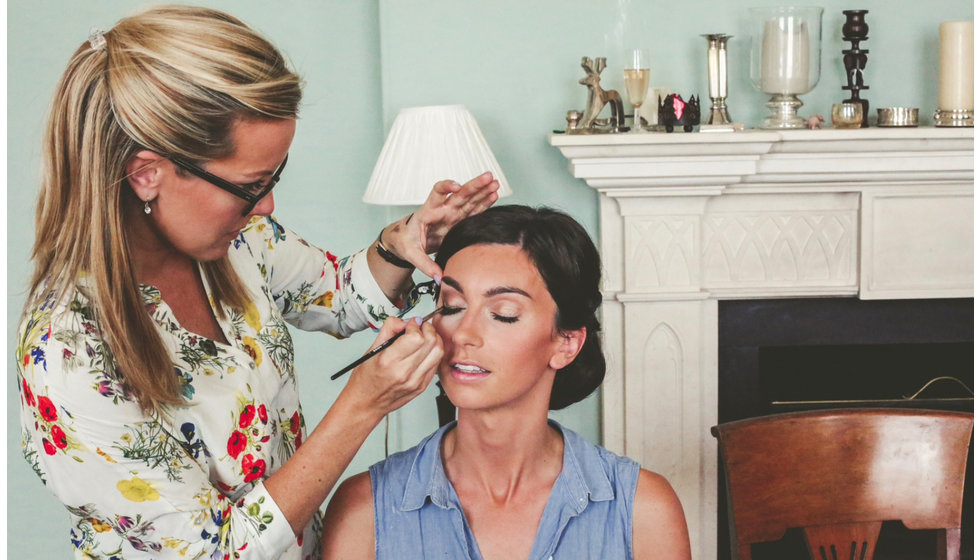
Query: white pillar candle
761,18,810,94
707,41,728,98
938,21,973,111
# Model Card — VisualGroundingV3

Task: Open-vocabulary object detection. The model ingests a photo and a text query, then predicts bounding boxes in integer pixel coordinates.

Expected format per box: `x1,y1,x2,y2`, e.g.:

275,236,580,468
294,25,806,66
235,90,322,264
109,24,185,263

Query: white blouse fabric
17,216,403,559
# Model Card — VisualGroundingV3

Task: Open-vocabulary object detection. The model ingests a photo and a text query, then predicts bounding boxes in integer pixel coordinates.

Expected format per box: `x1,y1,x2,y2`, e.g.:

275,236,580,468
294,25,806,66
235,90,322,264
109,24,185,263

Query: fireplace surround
549,128,974,560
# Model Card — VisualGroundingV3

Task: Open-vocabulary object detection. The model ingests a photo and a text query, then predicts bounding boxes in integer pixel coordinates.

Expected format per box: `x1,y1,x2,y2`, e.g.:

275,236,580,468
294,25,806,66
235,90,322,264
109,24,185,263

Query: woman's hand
383,172,499,279
341,316,444,418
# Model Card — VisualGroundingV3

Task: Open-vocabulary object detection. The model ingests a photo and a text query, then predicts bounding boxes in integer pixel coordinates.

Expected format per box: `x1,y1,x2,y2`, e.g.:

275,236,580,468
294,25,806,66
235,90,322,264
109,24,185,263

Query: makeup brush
330,307,443,380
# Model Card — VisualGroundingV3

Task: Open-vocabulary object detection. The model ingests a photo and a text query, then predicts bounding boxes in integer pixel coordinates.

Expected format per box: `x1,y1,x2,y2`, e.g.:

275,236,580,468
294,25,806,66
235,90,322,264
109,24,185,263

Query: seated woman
321,205,691,560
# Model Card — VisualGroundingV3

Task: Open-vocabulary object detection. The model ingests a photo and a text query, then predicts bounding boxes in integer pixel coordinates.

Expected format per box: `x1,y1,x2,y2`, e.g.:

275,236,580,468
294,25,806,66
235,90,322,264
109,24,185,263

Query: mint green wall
7,0,971,557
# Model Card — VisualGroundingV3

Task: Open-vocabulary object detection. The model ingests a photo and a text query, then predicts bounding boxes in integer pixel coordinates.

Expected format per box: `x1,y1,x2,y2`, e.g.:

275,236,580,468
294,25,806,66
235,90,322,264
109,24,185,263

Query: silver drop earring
144,200,152,215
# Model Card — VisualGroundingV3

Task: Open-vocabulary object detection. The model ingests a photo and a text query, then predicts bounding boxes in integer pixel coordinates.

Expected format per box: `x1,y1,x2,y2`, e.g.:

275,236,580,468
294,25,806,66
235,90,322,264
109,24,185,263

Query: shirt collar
398,420,615,514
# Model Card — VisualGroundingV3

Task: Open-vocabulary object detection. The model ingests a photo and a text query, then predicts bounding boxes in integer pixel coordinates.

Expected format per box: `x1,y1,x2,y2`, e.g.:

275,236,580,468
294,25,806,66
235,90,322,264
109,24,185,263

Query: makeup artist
15,5,497,559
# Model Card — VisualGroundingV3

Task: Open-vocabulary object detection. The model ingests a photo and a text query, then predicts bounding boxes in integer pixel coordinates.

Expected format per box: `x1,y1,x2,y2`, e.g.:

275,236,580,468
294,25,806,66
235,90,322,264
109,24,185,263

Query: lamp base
761,94,806,129
934,108,973,127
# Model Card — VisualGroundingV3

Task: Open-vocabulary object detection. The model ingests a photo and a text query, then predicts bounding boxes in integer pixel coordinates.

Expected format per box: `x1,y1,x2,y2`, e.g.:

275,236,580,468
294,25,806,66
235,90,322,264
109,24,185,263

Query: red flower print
239,405,256,428
22,379,35,407
42,438,57,455
37,396,58,422
227,431,247,459
290,411,301,435
241,454,266,483
51,424,68,449
295,431,303,449
257,405,268,424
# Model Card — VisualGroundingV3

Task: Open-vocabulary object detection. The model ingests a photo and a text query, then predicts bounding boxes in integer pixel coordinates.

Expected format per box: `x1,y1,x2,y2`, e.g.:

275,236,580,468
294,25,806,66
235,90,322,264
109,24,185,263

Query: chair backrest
711,408,973,560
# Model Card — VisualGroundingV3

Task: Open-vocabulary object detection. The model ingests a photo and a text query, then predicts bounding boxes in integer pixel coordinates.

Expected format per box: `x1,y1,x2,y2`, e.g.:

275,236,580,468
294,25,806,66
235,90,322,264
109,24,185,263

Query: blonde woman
16,5,498,558
322,206,690,560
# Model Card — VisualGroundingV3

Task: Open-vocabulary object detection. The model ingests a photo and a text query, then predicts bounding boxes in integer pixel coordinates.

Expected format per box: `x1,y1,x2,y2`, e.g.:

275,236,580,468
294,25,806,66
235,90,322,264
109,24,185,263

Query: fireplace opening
717,297,973,560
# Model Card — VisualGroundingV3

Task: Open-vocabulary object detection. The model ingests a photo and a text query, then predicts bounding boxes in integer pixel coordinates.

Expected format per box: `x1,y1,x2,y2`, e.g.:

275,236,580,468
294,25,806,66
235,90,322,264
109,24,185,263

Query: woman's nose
250,191,275,217
450,311,482,348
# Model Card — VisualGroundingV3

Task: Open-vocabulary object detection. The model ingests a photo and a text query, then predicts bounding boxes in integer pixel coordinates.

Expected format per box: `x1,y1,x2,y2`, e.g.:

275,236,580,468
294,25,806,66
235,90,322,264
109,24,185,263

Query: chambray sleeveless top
369,420,640,559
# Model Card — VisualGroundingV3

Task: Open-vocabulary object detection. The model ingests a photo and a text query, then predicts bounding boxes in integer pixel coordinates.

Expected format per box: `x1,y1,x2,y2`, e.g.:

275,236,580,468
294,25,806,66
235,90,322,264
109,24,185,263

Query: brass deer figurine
566,57,627,134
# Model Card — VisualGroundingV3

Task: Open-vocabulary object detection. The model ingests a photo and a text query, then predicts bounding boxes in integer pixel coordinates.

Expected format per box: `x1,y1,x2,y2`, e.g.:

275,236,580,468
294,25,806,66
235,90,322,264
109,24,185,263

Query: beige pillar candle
761,18,810,94
938,21,973,111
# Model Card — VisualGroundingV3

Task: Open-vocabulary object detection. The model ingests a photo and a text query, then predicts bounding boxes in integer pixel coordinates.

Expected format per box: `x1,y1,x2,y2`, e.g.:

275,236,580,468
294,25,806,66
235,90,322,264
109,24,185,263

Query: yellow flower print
117,476,160,502
86,518,113,533
312,291,334,308
96,448,117,463
243,302,263,332
242,336,263,367
162,537,191,553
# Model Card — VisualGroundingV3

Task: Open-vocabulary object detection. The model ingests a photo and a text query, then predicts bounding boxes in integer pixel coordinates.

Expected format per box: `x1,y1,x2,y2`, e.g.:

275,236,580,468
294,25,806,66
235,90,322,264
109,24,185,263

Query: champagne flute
624,49,651,131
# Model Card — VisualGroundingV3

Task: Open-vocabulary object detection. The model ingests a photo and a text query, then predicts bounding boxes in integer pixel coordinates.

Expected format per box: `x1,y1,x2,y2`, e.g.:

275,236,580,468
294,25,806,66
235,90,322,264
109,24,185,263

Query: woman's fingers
349,317,443,414
380,172,500,280
429,173,497,211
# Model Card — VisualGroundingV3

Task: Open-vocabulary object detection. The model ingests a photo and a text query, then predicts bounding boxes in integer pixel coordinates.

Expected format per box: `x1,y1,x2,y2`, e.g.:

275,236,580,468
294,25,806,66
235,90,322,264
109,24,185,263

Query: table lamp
363,105,512,205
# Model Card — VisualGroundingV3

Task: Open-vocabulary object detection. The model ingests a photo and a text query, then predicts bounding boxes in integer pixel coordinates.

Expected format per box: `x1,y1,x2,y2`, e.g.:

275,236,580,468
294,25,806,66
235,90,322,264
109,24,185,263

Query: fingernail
414,316,424,325
434,275,442,286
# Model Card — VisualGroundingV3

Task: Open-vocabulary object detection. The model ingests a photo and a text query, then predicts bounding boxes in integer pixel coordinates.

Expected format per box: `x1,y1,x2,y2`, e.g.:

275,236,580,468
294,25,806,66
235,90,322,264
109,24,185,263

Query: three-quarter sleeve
234,216,409,337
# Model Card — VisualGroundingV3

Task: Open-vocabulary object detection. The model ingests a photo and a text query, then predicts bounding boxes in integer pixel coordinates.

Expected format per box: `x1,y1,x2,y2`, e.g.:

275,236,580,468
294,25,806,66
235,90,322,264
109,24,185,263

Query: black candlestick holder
841,10,870,127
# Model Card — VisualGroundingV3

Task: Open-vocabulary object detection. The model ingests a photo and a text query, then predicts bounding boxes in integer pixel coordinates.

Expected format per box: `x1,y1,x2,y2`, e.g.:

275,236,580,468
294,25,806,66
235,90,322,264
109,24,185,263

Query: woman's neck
441,409,564,501
124,196,196,283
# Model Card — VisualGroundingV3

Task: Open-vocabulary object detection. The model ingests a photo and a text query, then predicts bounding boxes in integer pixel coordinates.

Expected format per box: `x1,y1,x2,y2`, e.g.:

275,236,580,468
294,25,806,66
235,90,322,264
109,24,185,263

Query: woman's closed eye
438,305,464,317
492,313,519,323
437,305,519,324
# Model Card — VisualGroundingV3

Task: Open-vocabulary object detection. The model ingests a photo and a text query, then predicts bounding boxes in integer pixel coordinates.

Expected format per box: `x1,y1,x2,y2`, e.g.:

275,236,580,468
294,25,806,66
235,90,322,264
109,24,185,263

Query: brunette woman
322,206,690,560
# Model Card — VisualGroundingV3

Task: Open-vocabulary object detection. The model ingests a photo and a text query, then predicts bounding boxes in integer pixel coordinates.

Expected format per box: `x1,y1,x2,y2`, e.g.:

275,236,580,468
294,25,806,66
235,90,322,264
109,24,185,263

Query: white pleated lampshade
363,105,512,205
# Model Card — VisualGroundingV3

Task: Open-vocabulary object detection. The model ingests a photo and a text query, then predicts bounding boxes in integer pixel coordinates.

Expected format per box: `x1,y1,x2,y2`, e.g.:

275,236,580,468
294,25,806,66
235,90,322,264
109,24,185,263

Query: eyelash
438,305,519,324
243,181,267,194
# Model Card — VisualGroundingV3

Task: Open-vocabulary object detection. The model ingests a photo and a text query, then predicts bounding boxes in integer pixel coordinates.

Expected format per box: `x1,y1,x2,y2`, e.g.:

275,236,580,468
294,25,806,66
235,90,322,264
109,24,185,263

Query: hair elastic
88,28,106,51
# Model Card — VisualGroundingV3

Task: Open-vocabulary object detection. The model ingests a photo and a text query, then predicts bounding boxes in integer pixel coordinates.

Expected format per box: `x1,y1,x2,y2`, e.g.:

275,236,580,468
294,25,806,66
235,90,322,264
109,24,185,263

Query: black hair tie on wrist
376,229,415,269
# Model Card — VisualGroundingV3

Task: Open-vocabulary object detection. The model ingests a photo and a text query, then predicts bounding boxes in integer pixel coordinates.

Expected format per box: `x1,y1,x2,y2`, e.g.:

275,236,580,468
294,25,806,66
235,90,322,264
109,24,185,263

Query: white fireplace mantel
549,128,974,560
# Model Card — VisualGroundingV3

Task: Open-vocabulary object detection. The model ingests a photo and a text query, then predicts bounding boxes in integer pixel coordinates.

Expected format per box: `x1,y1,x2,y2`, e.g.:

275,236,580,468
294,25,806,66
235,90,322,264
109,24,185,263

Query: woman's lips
450,362,490,382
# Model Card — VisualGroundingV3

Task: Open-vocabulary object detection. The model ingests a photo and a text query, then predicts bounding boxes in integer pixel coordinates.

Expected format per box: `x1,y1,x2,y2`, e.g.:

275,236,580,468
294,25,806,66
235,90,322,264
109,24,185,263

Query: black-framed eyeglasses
170,154,288,216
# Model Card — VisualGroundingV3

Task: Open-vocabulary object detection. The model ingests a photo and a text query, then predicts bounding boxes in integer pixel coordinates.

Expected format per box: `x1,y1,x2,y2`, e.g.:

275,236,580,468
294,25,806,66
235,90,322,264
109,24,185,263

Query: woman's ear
549,327,587,370
125,150,168,203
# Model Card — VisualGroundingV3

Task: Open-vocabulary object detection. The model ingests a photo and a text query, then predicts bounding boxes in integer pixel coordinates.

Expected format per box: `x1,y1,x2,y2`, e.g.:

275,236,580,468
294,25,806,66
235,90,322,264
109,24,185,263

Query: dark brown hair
435,205,604,409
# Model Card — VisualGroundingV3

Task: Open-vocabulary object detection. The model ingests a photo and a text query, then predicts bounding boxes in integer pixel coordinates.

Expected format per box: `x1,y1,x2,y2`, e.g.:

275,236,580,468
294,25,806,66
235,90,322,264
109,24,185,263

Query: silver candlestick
703,34,733,125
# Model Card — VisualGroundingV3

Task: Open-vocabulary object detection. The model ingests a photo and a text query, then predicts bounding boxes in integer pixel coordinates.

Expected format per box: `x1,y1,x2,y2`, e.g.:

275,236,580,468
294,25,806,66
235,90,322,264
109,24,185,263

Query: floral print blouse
16,216,404,559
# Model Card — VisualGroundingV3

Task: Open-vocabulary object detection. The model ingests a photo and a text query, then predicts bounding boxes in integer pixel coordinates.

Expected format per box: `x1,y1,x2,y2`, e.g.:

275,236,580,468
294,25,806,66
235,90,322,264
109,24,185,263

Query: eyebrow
441,276,533,299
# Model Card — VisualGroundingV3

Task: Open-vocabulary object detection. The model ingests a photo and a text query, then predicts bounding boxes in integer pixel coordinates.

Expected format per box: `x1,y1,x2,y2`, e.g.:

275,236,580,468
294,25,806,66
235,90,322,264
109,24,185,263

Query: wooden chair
711,408,973,560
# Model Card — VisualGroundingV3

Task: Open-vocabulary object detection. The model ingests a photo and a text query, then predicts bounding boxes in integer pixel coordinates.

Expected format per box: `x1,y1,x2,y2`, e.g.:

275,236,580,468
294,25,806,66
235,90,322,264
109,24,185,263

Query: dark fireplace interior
717,297,974,560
